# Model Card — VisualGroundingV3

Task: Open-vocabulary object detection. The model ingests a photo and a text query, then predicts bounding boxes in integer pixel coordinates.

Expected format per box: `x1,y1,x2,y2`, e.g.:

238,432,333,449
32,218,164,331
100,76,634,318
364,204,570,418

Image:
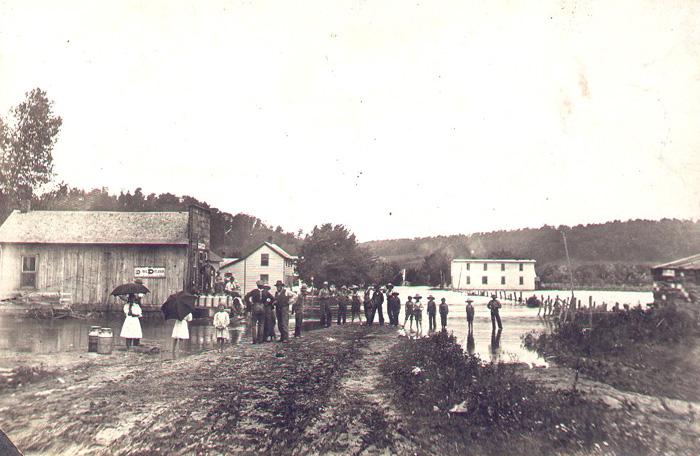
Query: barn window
261,253,269,267
260,274,269,284
501,276,506,285
519,276,524,285
21,255,37,288
482,276,488,285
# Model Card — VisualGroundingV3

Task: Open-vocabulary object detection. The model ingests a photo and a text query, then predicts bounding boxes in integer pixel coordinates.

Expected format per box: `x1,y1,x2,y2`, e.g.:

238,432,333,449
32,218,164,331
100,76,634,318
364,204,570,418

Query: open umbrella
111,282,150,296
161,291,197,321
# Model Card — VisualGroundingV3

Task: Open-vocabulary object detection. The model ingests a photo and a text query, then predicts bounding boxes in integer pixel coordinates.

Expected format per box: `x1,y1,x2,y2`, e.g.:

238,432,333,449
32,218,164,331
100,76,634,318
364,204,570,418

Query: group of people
243,279,306,344
119,290,194,358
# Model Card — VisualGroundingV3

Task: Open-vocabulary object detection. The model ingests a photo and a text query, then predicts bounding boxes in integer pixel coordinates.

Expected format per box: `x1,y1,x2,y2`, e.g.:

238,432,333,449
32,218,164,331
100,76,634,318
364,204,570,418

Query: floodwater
0,286,652,366
391,286,653,367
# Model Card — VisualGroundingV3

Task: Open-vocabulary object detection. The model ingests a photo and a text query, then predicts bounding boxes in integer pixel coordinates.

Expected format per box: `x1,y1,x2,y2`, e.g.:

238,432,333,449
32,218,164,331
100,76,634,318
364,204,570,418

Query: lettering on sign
134,267,166,278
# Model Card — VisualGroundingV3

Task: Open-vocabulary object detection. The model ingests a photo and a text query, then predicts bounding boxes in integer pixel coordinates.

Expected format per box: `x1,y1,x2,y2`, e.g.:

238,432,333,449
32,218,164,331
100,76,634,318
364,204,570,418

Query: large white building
451,258,537,291
219,241,297,292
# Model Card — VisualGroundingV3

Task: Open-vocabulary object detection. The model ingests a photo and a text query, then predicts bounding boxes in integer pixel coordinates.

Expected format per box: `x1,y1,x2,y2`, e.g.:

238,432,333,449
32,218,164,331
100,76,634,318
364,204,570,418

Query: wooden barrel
97,328,113,354
88,326,100,352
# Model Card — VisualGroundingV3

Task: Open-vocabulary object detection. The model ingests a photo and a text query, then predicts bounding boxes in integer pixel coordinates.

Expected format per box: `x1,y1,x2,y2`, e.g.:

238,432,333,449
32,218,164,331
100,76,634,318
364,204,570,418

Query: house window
519,276,524,285
261,253,269,267
482,276,488,285
519,263,524,272
483,263,488,271
501,276,506,285
21,255,37,288
260,274,269,284
466,276,471,285
466,263,470,271
501,263,505,271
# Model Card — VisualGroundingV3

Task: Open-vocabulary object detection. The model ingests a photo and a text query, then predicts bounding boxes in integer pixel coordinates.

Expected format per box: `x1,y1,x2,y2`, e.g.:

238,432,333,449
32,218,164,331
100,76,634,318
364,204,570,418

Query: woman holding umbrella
162,291,196,359
120,293,143,349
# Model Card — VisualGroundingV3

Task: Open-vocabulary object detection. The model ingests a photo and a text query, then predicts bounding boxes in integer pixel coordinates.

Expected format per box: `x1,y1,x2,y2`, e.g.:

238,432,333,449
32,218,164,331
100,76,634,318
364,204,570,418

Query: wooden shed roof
0,210,190,245
653,253,700,271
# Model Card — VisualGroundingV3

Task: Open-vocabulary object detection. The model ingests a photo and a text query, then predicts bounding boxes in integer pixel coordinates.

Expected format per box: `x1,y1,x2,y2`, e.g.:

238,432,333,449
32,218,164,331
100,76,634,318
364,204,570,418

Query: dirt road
0,324,410,455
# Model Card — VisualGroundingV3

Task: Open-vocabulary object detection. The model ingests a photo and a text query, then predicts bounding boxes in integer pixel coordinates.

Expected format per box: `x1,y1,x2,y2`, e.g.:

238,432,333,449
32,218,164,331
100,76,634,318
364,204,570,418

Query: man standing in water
274,280,296,342
244,280,271,344
318,281,332,327
465,299,475,332
439,297,449,331
371,285,385,325
350,286,363,323
403,295,414,330
487,294,503,330
426,296,437,332
336,286,348,325
292,285,308,337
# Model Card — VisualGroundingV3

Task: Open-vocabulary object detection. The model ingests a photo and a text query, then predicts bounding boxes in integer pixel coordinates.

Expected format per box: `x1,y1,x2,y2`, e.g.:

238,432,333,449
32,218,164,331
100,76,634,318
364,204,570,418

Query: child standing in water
120,293,143,350
213,303,230,353
172,310,193,359
412,294,423,336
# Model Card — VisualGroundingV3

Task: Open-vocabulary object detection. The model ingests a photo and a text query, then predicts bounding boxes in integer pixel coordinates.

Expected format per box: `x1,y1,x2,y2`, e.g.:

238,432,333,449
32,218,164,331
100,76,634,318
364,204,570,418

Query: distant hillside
362,219,700,287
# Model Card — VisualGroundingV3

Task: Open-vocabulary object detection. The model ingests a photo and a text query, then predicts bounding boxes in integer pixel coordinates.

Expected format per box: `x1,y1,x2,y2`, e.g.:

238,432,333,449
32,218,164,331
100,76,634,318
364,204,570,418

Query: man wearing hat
487,294,503,330
387,291,401,326
426,296,437,332
293,285,308,337
439,298,449,331
336,286,349,325
244,280,273,344
402,295,414,330
350,286,363,324
318,281,332,327
274,280,297,342
412,294,424,334
263,284,277,341
465,299,475,332
369,285,385,326
363,286,374,323
385,283,395,325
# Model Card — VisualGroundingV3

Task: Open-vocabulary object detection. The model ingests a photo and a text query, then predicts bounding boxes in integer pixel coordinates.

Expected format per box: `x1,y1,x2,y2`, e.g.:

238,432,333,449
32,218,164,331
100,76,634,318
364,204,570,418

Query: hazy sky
1,0,699,241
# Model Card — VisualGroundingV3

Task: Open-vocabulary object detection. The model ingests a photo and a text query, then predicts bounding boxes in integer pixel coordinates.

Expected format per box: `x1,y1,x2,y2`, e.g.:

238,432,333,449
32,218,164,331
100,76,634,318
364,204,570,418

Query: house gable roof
0,210,190,245
219,242,297,269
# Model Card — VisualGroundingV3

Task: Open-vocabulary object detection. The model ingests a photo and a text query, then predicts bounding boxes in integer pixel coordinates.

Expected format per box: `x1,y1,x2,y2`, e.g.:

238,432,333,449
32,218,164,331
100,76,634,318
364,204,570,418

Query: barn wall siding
0,243,187,308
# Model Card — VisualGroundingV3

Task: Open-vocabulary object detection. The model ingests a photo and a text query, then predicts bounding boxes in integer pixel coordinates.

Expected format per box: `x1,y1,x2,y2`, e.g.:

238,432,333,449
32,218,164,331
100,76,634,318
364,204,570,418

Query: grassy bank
381,331,695,456
524,304,700,401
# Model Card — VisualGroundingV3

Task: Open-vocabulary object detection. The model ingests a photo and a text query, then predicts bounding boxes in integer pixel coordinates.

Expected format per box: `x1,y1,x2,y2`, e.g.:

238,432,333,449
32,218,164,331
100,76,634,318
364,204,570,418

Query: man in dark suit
244,280,274,343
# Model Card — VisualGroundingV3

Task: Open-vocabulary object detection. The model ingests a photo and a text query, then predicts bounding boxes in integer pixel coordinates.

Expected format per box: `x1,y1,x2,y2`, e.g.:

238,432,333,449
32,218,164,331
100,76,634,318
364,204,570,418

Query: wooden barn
0,206,212,311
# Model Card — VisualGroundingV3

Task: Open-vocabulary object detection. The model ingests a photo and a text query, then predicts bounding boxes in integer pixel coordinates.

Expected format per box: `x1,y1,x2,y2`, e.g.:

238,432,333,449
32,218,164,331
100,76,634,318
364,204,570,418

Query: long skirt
120,315,142,339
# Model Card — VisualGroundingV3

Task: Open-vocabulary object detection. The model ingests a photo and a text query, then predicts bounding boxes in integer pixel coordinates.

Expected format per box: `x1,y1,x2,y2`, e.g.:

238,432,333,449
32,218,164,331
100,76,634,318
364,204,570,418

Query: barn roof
0,210,190,245
653,253,700,271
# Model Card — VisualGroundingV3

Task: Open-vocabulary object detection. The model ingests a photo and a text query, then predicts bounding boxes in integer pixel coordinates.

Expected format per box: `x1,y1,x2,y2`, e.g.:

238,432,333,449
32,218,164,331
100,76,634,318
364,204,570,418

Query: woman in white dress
120,294,143,349
171,311,193,358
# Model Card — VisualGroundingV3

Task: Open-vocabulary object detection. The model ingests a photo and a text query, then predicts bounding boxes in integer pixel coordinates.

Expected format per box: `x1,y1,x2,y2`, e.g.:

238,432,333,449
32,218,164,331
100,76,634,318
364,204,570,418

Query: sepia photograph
0,1,699,455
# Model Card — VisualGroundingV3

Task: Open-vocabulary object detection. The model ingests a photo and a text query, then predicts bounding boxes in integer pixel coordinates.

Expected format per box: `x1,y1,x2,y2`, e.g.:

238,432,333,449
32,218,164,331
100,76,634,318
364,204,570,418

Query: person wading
120,293,143,350
244,280,270,344
274,280,296,342
426,295,437,332
403,295,414,331
350,286,363,324
318,282,332,327
465,299,475,333
413,294,423,335
293,285,308,337
336,286,348,325
385,283,395,324
439,297,449,331
363,286,374,323
213,303,230,353
370,285,385,326
390,291,402,326
487,294,503,330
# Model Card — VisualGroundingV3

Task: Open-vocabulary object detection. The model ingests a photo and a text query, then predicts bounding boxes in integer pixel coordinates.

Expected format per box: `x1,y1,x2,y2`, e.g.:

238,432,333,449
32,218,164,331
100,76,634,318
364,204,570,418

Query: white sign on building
134,266,166,278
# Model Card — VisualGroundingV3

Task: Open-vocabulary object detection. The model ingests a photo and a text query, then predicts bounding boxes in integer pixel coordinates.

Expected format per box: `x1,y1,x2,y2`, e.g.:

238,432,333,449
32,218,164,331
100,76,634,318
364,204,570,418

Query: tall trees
298,224,373,286
0,89,62,215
